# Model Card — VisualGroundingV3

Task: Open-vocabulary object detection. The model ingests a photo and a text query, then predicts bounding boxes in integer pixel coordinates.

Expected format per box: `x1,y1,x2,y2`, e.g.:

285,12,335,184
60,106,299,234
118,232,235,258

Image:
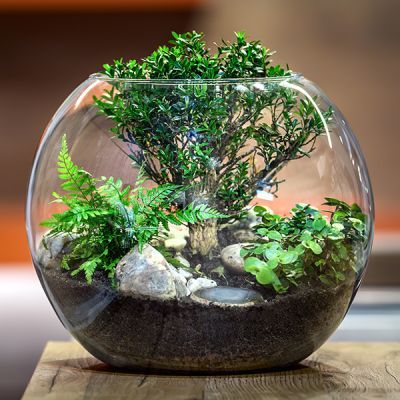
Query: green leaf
332,223,344,231
332,211,347,222
319,275,333,285
256,267,278,285
256,227,269,236
315,259,325,267
312,218,326,231
239,247,251,257
244,257,267,273
300,230,313,242
264,242,281,259
267,230,282,241
335,271,345,281
266,258,279,269
338,245,348,259
279,251,298,265
349,217,364,232
253,205,267,214
323,197,350,210
307,240,323,255
331,253,340,263
210,266,226,278
294,244,305,255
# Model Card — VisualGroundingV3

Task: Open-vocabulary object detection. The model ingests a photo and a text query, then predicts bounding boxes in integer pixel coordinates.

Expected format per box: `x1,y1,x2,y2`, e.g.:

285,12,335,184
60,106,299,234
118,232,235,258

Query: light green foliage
240,199,367,293
94,31,332,219
41,135,224,283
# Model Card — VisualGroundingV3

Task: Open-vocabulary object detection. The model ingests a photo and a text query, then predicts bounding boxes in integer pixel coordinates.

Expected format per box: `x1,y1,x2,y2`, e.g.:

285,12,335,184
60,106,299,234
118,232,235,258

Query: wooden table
23,341,400,399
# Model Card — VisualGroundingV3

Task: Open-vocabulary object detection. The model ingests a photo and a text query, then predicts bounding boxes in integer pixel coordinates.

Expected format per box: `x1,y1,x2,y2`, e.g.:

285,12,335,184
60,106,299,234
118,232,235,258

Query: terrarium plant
41,134,224,283
27,31,373,372
94,31,333,257
241,199,366,293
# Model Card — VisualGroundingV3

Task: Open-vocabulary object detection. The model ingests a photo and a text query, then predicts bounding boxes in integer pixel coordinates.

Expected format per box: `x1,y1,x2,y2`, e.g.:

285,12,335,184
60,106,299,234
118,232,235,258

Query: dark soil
39,264,356,372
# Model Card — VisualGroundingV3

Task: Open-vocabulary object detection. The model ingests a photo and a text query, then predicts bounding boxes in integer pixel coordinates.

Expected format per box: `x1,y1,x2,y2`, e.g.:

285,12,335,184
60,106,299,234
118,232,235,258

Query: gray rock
218,220,241,231
232,229,259,243
187,277,217,294
167,265,190,297
247,207,261,225
37,232,77,269
191,287,264,306
239,207,264,229
220,243,249,275
116,244,188,300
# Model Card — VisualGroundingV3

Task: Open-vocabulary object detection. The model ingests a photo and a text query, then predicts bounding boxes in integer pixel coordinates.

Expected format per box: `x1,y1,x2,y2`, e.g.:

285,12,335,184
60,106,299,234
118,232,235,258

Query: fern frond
57,134,97,203
168,203,226,225
71,257,99,284
98,177,131,206
137,184,183,207
41,206,113,232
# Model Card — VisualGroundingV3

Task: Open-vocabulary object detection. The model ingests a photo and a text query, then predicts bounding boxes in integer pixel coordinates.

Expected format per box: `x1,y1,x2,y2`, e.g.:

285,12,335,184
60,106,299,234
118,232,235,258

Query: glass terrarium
26,32,373,372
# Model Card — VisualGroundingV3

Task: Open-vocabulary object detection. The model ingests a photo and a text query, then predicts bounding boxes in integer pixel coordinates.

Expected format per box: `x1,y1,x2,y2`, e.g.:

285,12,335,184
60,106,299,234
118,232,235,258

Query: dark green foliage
241,199,367,293
100,31,286,80
217,31,286,78
94,31,332,226
41,135,224,283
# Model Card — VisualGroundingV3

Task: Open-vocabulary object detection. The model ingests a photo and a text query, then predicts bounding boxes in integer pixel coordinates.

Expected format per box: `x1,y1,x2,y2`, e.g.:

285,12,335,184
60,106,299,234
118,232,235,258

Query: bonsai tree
94,31,332,256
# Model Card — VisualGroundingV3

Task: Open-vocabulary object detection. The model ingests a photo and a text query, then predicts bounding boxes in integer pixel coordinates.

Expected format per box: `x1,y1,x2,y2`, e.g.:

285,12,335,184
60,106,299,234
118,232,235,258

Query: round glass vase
26,73,374,372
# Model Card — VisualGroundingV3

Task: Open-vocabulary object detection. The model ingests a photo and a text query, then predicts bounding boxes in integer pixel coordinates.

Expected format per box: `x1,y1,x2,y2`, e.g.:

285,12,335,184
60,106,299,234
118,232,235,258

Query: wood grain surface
22,341,400,399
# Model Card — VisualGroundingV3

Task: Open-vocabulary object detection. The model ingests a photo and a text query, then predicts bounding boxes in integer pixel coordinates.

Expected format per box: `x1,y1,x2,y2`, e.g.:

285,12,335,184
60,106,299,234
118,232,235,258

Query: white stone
252,82,265,91
167,264,190,297
177,268,193,280
164,238,187,252
187,277,217,294
167,224,189,239
191,286,264,306
235,84,248,93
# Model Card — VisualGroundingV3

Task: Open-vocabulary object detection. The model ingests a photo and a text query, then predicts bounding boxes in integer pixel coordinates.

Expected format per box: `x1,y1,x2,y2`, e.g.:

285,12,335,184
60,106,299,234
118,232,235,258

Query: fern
57,135,97,204
41,135,225,283
166,203,226,225
138,184,183,207
71,258,99,284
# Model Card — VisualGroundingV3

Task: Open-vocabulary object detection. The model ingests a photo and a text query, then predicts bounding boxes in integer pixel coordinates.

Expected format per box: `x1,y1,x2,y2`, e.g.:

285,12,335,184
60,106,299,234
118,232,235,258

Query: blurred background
0,0,399,398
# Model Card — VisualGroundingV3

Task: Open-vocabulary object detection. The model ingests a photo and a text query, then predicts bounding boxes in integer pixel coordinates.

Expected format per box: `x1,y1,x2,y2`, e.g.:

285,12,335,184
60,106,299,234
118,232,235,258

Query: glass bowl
26,73,373,371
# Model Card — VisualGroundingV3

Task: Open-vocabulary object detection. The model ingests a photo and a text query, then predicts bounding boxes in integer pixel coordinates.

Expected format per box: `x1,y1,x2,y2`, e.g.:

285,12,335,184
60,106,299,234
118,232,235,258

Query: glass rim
89,72,303,85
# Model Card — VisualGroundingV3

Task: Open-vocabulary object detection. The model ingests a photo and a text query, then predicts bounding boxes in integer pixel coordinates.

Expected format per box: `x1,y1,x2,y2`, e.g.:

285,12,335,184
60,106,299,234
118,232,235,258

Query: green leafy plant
41,135,224,283
240,199,367,293
94,31,332,256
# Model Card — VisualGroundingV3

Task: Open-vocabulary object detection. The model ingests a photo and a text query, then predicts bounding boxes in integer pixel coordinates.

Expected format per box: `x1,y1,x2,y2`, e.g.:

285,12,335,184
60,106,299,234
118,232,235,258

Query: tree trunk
188,219,219,256
186,169,220,256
